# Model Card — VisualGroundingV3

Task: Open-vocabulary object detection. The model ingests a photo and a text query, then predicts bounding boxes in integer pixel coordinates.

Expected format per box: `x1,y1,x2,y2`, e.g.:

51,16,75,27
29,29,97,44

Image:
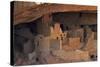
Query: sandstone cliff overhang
12,1,97,25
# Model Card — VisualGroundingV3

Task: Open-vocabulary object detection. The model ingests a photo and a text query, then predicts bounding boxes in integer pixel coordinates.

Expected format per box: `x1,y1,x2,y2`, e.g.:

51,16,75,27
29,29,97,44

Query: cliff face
11,1,97,25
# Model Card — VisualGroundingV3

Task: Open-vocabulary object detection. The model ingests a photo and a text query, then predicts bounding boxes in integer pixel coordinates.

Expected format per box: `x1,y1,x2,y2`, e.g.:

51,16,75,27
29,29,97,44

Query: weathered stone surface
37,22,50,36
34,35,51,63
67,28,84,42
83,32,97,56
76,28,84,42
28,51,37,64
62,37,81,51
52,50,90,62
35,35,50,55
84,26,92,42
62,38,68,46
39,37,50,53
28,51,36,61
13,1,97,25
44,54,64,64
23,40,34,54
68,37,81,50
35,14,51,37
50,39,61,50
63,31,68,39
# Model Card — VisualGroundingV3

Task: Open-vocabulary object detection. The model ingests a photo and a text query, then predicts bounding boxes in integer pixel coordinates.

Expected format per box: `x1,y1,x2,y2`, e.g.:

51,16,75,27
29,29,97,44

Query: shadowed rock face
14,23,36,65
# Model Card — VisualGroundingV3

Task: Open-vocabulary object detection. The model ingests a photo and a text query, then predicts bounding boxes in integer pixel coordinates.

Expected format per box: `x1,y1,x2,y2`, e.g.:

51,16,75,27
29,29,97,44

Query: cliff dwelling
11,1,97,66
